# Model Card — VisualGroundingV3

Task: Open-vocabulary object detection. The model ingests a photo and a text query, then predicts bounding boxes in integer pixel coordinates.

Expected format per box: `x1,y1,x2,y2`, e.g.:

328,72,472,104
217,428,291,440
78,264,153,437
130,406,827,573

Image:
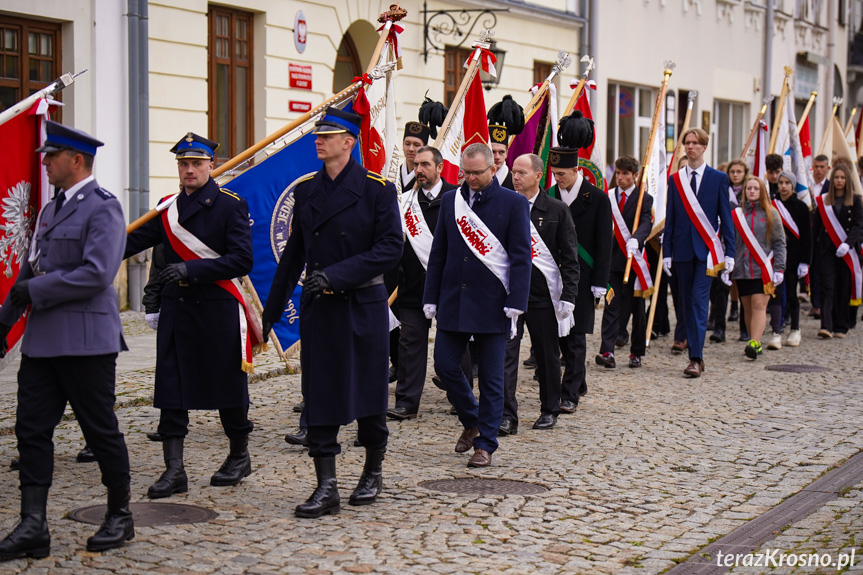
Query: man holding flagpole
663,128,736,377
423,143,531,468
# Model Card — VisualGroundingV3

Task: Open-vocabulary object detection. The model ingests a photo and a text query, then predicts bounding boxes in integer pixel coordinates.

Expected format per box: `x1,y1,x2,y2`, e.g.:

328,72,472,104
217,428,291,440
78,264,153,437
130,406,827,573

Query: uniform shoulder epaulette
366,172,387,185
297,174,316,185
94,188,115,200
219,188,242,201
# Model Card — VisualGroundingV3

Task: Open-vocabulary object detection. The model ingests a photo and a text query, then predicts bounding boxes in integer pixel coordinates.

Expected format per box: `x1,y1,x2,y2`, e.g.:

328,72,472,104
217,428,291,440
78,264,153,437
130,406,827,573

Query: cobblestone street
0,307,860,574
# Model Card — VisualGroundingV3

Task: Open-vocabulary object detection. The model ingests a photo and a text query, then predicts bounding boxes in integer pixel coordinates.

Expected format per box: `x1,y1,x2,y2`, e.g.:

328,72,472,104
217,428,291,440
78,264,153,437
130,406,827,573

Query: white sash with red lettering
816,195,863,304
162,199,259,373
401,189,434,270
672,171,725,276
771,199,799,238
454,191,518,336
609,188,654,298
731,207,775,295
529,221,574,336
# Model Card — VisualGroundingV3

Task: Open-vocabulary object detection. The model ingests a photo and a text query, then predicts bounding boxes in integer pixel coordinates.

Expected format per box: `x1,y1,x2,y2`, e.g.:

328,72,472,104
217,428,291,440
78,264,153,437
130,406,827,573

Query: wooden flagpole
668,91,696,172
561,55,596,117
845,107,858,136
796,91,817,135
126,10,406,235
623,62,674,285
739,96,773,160
817,97,843,156
768,66,792,154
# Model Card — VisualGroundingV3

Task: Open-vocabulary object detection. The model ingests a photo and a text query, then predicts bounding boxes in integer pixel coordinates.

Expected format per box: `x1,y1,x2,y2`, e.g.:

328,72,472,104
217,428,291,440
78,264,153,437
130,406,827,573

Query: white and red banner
672,170,726,276
646,92,667,238
816,194,863,304
732,207,775,294
0,99,56,353
748,120,768,185
800,115,814,190
772,92,811,206
354,49,399,181
609,189,654,298
528,221,573,336
772,198,800,239
572,80,606,191
439,48,490,184
401,189,434,270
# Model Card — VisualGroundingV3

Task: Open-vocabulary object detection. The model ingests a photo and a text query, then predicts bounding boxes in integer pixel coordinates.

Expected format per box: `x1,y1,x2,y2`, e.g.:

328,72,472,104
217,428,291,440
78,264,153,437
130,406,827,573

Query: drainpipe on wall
825,0,835,137
126,0,149,311
764,0,774,126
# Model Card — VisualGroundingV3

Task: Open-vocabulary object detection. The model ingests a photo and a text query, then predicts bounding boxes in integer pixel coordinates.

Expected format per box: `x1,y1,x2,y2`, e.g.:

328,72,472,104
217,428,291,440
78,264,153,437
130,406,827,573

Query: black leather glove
262,320,273,344
158,262,189,284
303,270,331,295
9,280,31,307
0,324,11,359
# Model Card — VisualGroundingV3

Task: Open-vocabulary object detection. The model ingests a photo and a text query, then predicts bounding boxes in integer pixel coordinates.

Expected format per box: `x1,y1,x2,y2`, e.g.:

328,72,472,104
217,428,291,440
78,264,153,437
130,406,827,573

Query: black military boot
349,448,385,506
295,457,339,518
0,486,50,561
210,435,252,486
86,485,135,551
147,438,188,499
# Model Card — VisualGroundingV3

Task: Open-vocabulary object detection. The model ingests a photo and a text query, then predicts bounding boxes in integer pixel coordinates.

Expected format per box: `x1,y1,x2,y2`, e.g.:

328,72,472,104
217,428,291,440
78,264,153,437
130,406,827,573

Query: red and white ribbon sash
772,198,800,239
465,46,497,77
529,221,573,336
672,171,725,275
401,189,434,270
454,191,510,293
161,200,259,373
609,188,654,297
376,21,403,61
732,207,775,294
816,195,863,304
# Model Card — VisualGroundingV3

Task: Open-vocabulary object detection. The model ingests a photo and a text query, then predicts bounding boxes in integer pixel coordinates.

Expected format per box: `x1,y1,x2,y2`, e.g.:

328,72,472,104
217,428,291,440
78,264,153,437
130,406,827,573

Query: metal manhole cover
765,364,829,373
419,478,547,495
68,502,218,527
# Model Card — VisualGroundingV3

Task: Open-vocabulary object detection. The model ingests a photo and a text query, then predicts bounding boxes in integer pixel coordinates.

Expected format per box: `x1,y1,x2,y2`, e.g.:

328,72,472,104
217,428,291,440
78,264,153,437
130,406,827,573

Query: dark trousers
16,353,130,488
820,254,853,334
434,329,506,454
559,331,587,404
503,308,562,423
600,271,646,356
394,307,432,413
675,259,713,361
159,405,253,440
307,414,388,458
784,272,801,330
708,277,730,331
669,263,687,342
810,254,822,309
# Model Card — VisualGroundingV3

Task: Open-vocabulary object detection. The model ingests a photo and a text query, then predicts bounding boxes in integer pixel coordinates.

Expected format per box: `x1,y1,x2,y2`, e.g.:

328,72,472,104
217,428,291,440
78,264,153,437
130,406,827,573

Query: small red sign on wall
289,101,312,113
289,63,312,90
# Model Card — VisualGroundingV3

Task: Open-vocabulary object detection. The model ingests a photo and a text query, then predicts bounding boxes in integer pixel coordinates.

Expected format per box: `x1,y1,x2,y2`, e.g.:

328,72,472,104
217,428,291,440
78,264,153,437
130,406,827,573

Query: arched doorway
332,20,379,92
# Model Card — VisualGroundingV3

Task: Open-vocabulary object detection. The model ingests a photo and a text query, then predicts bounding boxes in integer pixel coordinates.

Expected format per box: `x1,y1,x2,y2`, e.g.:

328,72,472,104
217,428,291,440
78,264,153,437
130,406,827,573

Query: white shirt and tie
686,163,706,195
423,179,443,201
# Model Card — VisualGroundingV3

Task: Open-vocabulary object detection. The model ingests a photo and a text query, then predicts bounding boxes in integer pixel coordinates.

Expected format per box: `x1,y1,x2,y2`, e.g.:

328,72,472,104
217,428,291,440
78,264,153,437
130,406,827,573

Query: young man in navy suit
662,128,736,377
423,143,531,468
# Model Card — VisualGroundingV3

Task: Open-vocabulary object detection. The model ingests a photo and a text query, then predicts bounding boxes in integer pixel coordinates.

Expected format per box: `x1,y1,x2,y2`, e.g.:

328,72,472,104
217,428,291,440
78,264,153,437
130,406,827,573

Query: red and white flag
572,80,606,190
354,50,399,181
748,120,768,185
800,115,813,189
439,48,490,184
0,99,56,353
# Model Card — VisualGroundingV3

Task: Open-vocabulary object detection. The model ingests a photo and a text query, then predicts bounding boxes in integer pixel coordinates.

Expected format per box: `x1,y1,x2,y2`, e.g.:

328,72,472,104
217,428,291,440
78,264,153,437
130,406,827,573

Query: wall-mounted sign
289,101,312,113
289,63,312,90
294,11,307,54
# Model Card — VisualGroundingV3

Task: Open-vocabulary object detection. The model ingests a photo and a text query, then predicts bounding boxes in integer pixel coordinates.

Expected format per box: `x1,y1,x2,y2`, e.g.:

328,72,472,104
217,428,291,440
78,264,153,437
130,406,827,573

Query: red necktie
618,190,626,212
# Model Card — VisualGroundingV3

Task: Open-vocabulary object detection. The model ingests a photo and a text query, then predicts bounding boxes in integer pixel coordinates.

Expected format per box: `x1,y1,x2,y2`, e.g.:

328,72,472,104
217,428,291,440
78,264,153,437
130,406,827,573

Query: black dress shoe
559,400,577,413
292,400,305,413
709,329,725,343
9,458,19,471
628,354,642,368
76,445,96,463
388,366,398,383
738,330,750,342
284,427,309,446
448,404,458,415
706,318,715,331
146,431,164,442
498,419,518,436
522,353,537,368
532,414,558,429
595,352,615,368
386,406,417,420
615,333,629,348
431,375,445,390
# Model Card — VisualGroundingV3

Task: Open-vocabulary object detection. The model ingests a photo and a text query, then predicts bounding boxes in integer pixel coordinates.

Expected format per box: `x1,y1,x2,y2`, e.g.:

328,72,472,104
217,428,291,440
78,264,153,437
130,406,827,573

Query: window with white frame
712,100,748,166
605,81,656,168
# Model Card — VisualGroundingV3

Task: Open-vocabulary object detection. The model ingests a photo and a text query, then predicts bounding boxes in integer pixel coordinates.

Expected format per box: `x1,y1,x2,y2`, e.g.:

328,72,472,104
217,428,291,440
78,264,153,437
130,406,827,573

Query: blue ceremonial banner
224,125,362,355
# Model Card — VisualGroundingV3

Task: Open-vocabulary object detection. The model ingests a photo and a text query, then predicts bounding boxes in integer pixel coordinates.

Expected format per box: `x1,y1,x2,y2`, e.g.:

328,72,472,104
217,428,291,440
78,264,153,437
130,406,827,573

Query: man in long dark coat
125,132,255,498
263,107,402,518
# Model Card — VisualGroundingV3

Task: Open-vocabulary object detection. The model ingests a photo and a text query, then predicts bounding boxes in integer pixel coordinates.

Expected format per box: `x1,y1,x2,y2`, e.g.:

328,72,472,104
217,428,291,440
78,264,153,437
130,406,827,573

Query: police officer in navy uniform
0,121,133,558
124,133,255,498
263,107,402,518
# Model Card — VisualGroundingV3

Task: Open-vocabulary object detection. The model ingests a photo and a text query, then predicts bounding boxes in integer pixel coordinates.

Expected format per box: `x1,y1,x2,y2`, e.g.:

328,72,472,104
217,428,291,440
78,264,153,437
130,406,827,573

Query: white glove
797,263,809,277
503,307,523,319
724,256,735,273
662,257,673,276
626,237,639,257
836,242,850,258
590,286,607,299
423,304,437,319
720,270,732,286
773,271,784,286
554,300,575,321
145,313,159,330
